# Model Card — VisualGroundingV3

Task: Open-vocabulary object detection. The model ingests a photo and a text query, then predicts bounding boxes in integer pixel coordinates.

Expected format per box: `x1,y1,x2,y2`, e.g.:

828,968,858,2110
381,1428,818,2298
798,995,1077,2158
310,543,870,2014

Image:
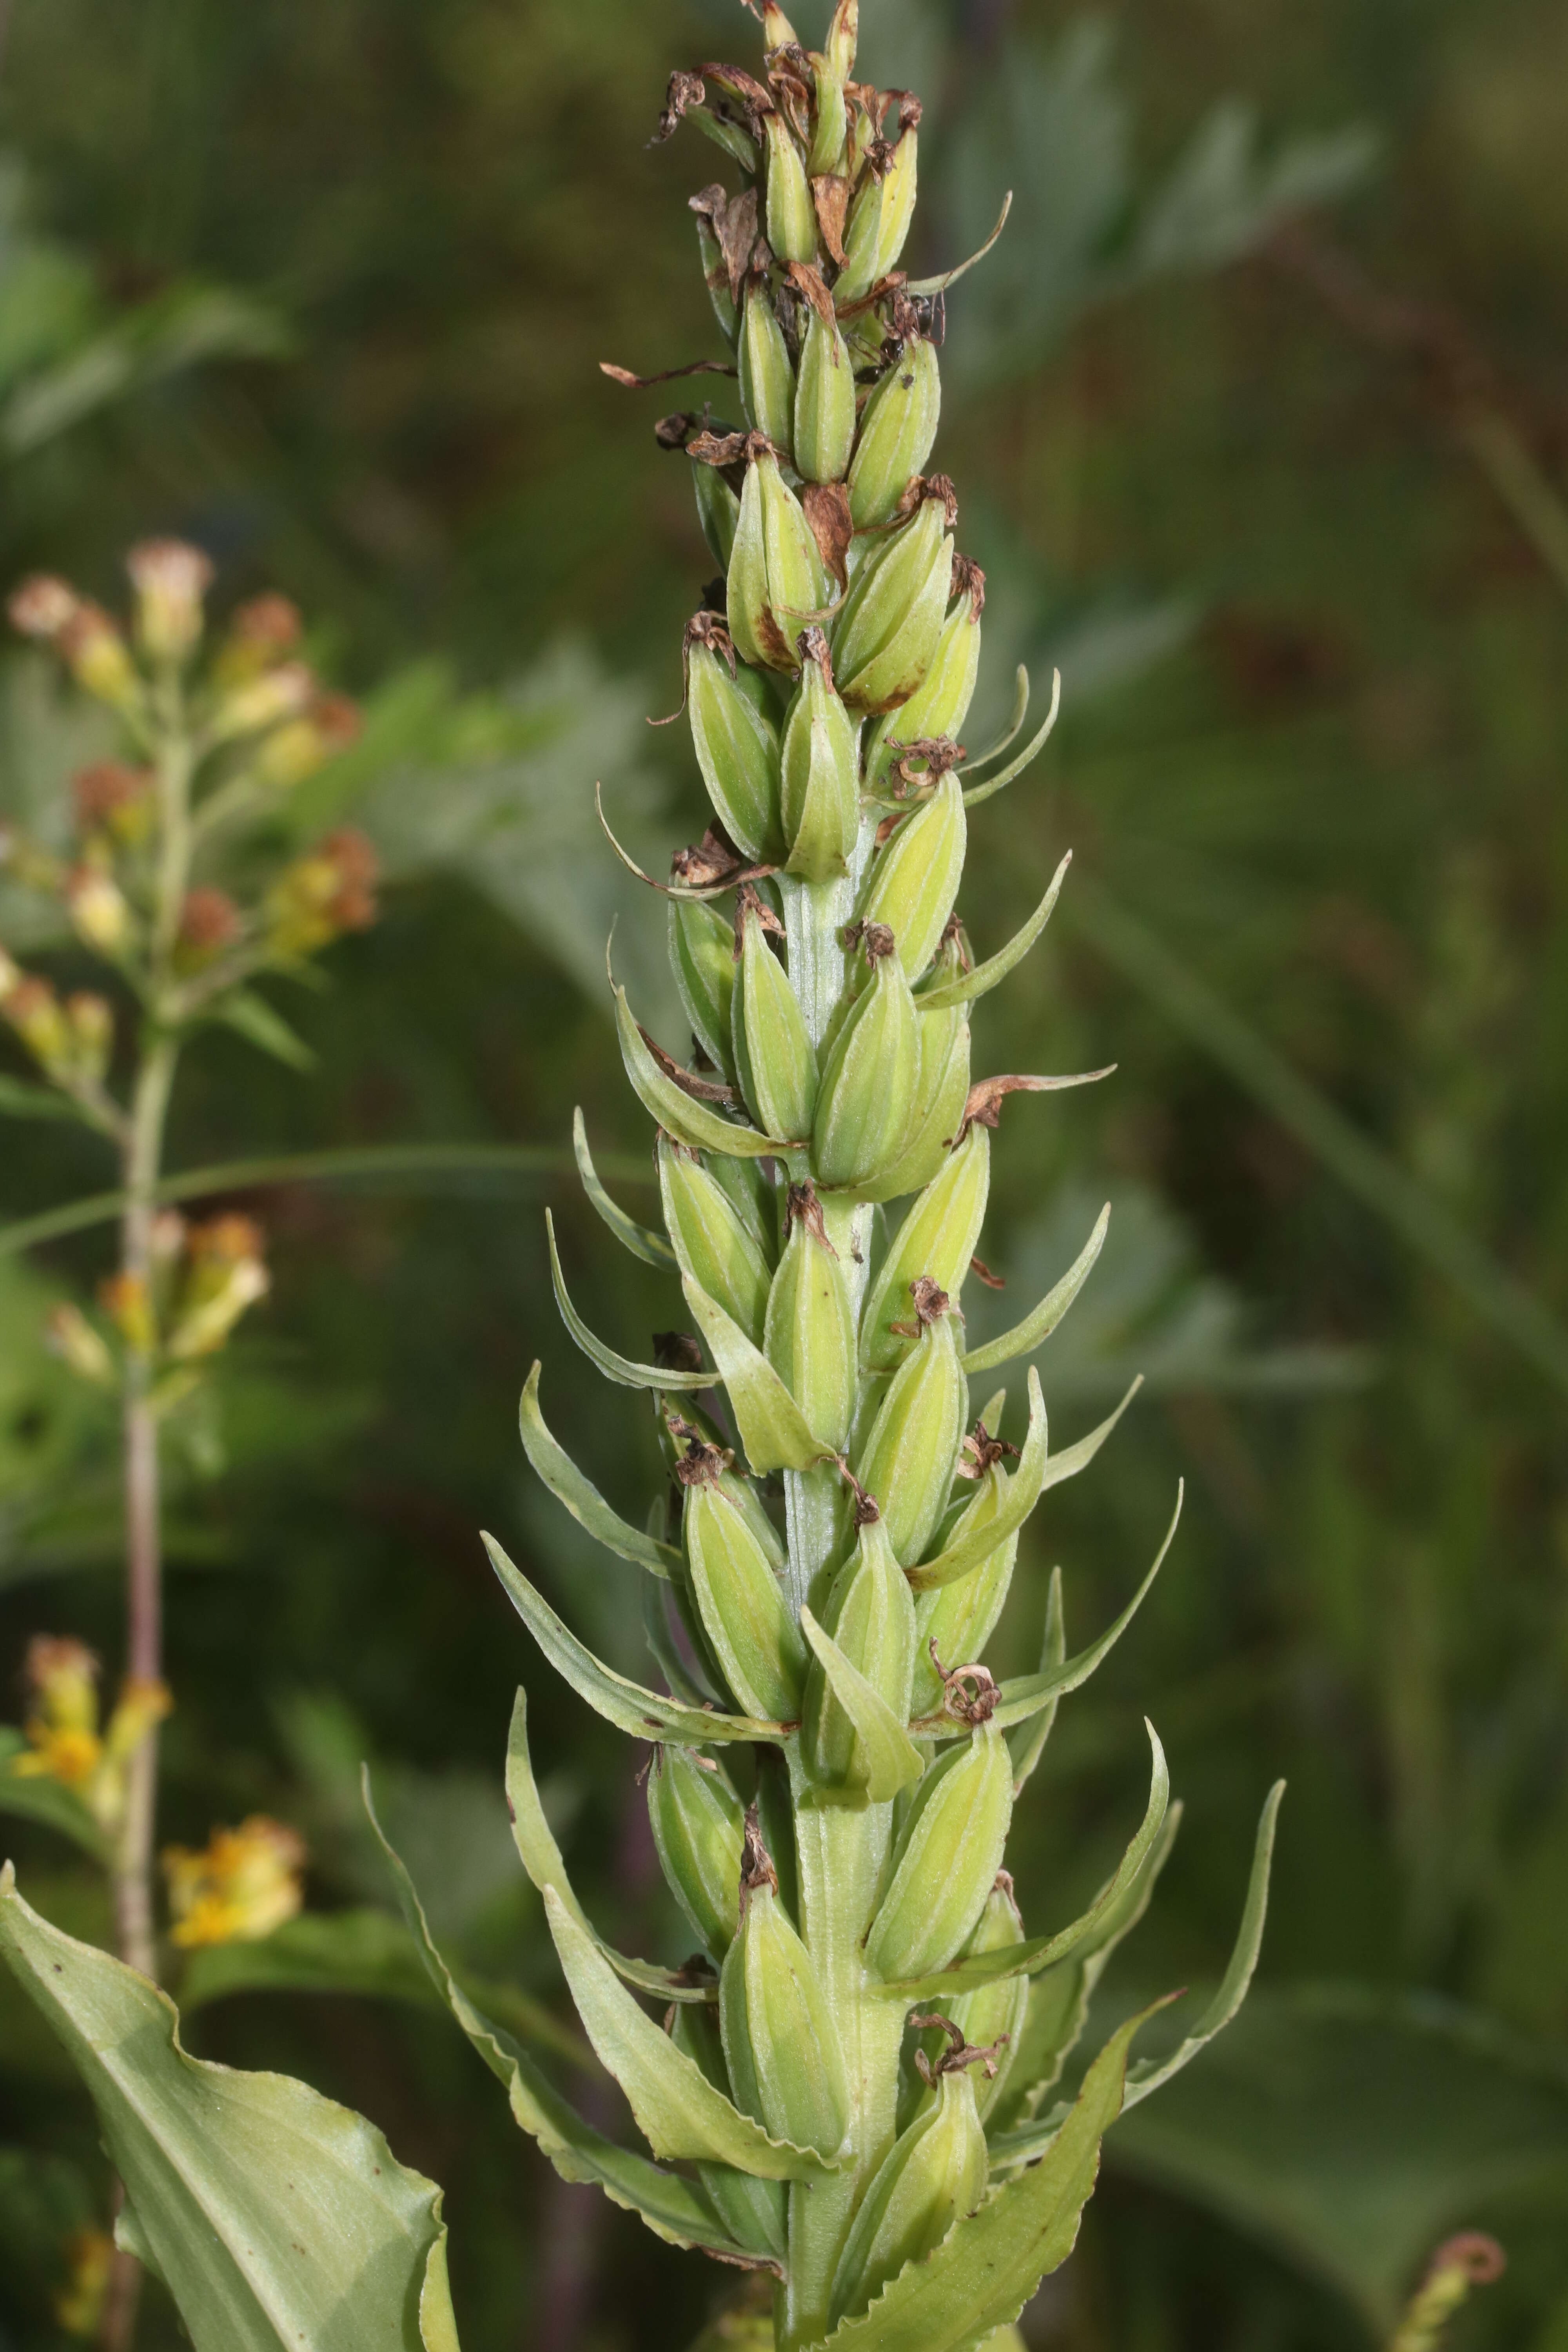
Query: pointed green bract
765,1202,857,1451
854,1313,969,1569
813,944,921,1190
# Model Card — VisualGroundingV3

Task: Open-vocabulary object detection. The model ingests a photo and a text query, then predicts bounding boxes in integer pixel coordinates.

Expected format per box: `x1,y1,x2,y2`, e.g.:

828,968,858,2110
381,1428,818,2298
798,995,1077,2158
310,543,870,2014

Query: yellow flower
53,2229,114,2338
163,1815,306,1948
7,1641,170,1829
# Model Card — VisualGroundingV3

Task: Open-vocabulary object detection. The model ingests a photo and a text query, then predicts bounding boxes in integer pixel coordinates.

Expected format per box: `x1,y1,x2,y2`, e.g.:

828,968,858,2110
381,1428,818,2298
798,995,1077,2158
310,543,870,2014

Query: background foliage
2,0,1568,2347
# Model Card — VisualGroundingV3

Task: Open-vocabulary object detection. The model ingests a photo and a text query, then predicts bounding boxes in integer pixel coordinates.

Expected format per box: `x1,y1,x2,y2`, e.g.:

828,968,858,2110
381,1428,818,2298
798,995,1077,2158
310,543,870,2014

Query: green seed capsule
764,115,818,267
856,773,966,980
659,1136,773,1347
848,336,941,528
913,1454,1019,1715
834,171,884,306
857,984,971,1205
659,1403,787,1570
648,1744,747,1962
729,448,830,674
738,284,796,459
812,935,920,1189
780,629,860,882
831,486,955,714
684,1472,807,1723
764,1184,856,1453
860,1125,990,1373
706,1151,777,1264
873,111,920,281
853,1308,967,1567
931,1878,1029,2123
866,1723,1014,1981
688,630,784,862
669,2002,789,2260
794,305,856,485
732,892,818,1143
807,55,848,178
863,568,982,793
669,897,737,1082
802,1510,916,1791
831,2064,988,2324
721,1828,850,2155
693,459,741,571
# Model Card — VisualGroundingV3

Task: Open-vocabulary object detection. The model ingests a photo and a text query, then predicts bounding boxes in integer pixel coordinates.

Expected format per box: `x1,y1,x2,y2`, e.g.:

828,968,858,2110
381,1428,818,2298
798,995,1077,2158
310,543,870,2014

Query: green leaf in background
0,1864,461,2352
177,1904,441,2014
215,987,318,1071
0,1073,89,1122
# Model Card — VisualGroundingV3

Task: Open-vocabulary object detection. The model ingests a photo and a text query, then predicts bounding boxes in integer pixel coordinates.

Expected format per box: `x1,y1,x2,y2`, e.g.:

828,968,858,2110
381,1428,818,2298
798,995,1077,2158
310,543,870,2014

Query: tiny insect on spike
763,1181,856,1453
872,96,922,281
763,114,818,267
865,1721,1014,1982
851,1299,968,1568
779,627,859,882
811,926,921,1189
728,443,829,673
669,896,739,1082
683,1463,807,1722
863,560,983,794
848,331,942,529
738,283,797,460
860,1124,991,1373
830,478,956,714
731,886,819,1142
853,771,966,979
830,2036,991,2324
793,298,857,485
806,54,848,178
659,1136,773,1348
648,1744,748,1962
687,615,786,861
721,1806,851,2156
802,1506,916,1791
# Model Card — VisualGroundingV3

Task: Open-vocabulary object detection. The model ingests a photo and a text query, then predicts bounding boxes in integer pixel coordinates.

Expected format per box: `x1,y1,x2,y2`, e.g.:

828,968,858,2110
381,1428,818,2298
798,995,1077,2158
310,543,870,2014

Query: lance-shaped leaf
960,1206,1110,1374
520,1361,681,1579
960,670,1062,810
907,1368,1046,1594
922,1489,1183,1738
574,1108,677,1268
485,1533,789,1744
960,663,1030,774
365,1790,755,2263
874,1723,1168,2000
547,1211,710,1392
0,1864,461,2352
615,987,782,1157
505,1688,710,2004
813,1997,1171,2352
1008,1564,1064,1793
916,855,1072,1013
682,1272,833,1474
800,1606,925,1802
543,1887,837,2181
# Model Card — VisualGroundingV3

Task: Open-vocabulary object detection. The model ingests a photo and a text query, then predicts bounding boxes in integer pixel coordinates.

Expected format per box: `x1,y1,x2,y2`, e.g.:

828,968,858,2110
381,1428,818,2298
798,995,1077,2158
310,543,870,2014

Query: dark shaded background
4,1,1568,2348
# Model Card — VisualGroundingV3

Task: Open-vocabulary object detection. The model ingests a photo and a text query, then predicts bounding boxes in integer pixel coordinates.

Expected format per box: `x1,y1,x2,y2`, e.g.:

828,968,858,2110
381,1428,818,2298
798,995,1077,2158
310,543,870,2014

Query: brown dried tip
673,1434,733,1488
968,1254,1005,1291
950,554,986,618
886,734,964,795
956,1419,1020,1480
928,1639,1000,1726
671,824,750,889
73,761,151,830
178,886,242,953
690,183,762,308
687,426,751,472
842,918,896,965
920,474,960,529
230,593,303,653
638,1023,739,1105
8,575,82,642
25,1633,100,1692
784,261,836,327
958,1071,1109,1141
812,174,850,267
654,68,706,143
732,880,787,963
600,357,737,392
783,1181,836,1254
739,1802,779,1897
655,1332,708,1376
936,910,973,973
887,1273,950,1339
909,2011,1008,2088
801,482,853,590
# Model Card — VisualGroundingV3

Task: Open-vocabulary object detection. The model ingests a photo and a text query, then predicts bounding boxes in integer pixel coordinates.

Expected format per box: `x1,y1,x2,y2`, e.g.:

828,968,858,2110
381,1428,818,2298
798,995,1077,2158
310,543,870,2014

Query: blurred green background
4,0,1568,2347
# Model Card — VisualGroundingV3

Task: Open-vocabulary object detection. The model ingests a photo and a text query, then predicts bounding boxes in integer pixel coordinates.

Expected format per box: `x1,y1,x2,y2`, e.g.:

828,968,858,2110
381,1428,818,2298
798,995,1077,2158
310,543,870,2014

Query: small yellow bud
58,603,141,711
163,1814,307,1948
98,1271,156,1356
11,1637,103,1792
66,866,132,956
126,536,214,664
211,659,317,743
103,1674,173,1766
53,2227,114,2338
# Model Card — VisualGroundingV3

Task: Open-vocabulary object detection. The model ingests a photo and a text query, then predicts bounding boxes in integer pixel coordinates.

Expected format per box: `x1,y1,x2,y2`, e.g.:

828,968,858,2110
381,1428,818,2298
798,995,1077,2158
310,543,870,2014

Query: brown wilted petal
842,918,895,964
785,260,837,327
7,575,81,642
801,481,853,588
811,175,850,267
950,554,986,618
969,1254,1005,1291
782,1180,836,1253
637,1024,739,1105
687,427,751,469
600,357,737,390
229,593,303,653
957,1070,1114,1140
739,1801,780,1896
654,69,706,143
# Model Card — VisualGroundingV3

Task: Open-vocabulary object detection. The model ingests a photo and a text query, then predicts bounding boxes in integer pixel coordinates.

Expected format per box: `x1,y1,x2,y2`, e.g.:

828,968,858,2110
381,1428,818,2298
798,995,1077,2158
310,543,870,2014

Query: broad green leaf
547,1211,710,1391
959,671,1061,809
543,1888,837,2181
1007,1565,1064,1792
365,1788,756,2262
915,854,1072,1012
573,1107,677,1268
0,1731,109,1859
961,1208,1111,1374
907,1369,1046,1595
815,1998,1167,2352
484,1532,788,1744
877,1722,1169,2000
615,987,781,1158
0,1864,461,2352
519,1361,682,1579
799,1606,926,1802
216,987,317,1071
682,1273,832,1474
504,1687,711,2003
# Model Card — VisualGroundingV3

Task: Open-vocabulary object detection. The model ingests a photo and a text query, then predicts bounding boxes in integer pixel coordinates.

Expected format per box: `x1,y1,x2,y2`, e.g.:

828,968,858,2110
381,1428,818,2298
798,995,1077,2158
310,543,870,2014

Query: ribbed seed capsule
684,1469,806,1722
861,1125,990,1373
732,891,818,1143
848,336,941,528
863,565,982,793
729,448,830,673
856,773,966,980
825,0,857,81
834,168,884,305
913,1457,1019,1715
831,483,955,713
693,459,741,572
764,116,818,266
921,1877,1029,2123
648,1745,747,1962
721,1819,850,2156
669,2003,789,2261
780,628,859,882
831,2063,988,2324
688,627,784,862
858,938,972,1203
738,285,796,459
764,1183,856,1453
659,1401,786,1574
659,1136,772,1346
872,107,920,280
812,931,919,1189
853,1305,967,1567
802,1510,916,1790
866,1723,1014,1980
806,55,848,178
794,305,857,485
669,897,737,1081
707,1152,777,1263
